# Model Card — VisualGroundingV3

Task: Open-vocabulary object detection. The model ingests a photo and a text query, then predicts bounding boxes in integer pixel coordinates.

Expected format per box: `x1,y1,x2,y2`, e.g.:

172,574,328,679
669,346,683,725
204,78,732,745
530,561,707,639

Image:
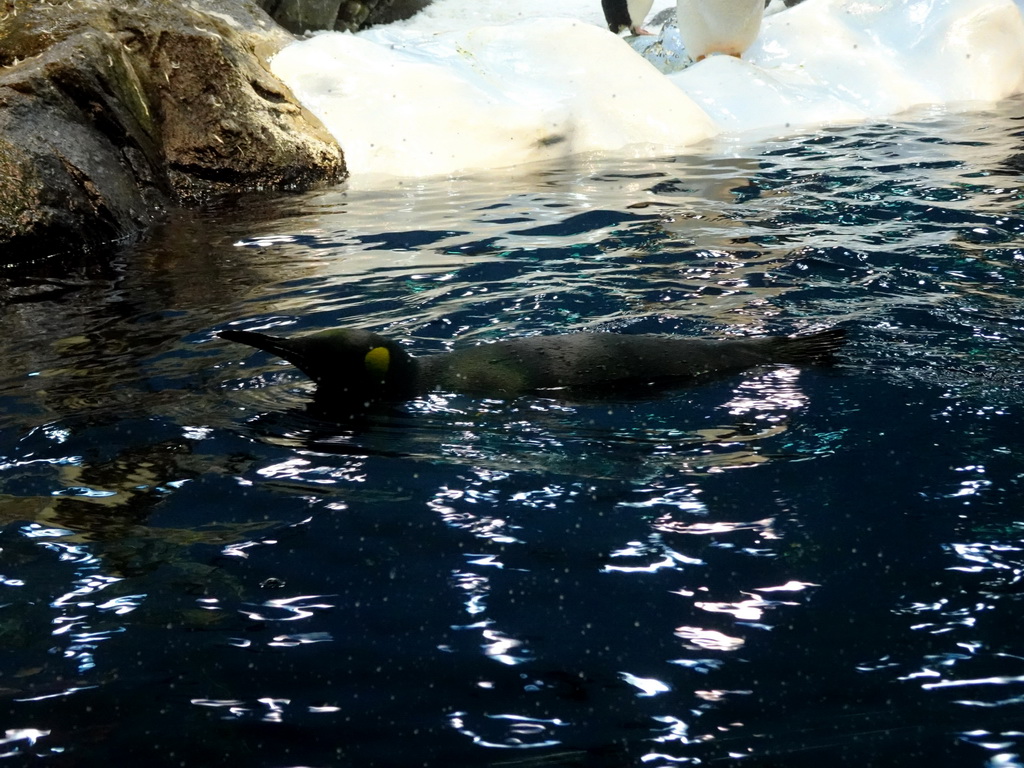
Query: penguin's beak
219,329,315,379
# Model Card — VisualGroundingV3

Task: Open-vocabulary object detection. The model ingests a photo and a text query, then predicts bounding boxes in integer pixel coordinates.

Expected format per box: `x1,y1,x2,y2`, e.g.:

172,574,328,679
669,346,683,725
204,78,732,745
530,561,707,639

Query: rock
260,0,348,34
0,0,346,260
257,0,432,33
364,0,434,27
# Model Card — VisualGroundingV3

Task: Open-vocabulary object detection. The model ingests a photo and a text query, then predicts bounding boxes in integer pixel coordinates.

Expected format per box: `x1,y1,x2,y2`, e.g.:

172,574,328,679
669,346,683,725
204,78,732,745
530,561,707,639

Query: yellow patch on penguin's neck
364,346,390,378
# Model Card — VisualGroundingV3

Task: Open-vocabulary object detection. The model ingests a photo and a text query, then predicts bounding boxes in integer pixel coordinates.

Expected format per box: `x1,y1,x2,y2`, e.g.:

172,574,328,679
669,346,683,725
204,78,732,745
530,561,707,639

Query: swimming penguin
676,0,765,61
219,326,845,411
602,0,655,35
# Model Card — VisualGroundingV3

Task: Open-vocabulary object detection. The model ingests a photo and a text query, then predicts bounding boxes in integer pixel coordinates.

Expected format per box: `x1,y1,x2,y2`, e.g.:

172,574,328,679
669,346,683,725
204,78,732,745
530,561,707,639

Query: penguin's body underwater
602,0,655,35
219,326,845,411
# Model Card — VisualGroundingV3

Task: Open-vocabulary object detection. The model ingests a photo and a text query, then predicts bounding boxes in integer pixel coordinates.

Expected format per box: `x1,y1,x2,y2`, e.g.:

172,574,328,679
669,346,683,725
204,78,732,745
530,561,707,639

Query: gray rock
257,0,432,33
0,0,346,259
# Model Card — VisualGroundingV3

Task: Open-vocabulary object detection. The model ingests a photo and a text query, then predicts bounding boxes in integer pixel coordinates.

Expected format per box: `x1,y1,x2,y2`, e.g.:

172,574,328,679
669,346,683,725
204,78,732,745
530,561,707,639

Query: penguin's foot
630,26,655,35
692,51,744,63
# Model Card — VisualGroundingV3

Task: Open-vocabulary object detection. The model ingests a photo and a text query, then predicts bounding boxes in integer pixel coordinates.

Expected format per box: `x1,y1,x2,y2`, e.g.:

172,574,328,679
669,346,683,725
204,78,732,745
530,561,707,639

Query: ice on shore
271,0,1024,179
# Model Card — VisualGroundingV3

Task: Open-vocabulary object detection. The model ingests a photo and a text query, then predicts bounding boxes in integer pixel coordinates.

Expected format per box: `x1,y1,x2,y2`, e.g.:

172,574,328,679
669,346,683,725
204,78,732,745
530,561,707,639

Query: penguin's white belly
627,0,655,30
675,0,764,60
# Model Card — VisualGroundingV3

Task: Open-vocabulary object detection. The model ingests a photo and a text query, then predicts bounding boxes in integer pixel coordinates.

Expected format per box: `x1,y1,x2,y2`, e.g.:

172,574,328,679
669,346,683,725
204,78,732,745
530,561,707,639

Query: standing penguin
675,0,765,61
602,0,656,35
219,326,845,413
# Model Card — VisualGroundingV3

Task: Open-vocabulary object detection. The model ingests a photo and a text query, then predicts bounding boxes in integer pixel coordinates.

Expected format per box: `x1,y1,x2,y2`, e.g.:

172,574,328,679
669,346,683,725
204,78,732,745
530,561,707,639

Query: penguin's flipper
601,0,631,33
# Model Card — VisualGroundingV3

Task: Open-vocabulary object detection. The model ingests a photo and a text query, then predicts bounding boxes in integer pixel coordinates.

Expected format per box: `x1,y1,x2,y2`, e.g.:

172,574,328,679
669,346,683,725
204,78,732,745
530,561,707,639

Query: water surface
1,98,1024,766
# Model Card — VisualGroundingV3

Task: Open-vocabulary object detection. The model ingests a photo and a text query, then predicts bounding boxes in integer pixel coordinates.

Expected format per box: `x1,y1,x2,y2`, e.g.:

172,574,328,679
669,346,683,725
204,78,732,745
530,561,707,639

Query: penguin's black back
418,328,844,397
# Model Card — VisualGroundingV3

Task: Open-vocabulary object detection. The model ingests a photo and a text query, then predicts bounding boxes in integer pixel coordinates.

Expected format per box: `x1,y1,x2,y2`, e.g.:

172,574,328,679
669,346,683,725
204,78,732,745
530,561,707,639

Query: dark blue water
2,97,1024,766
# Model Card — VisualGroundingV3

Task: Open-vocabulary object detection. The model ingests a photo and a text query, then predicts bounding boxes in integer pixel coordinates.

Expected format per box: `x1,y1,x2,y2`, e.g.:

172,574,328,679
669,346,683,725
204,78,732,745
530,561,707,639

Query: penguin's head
286,328,420,407
220,327,419,409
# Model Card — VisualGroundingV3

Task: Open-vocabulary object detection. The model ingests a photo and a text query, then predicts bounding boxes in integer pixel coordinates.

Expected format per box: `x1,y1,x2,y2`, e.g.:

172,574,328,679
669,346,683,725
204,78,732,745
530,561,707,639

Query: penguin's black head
219,327,420,410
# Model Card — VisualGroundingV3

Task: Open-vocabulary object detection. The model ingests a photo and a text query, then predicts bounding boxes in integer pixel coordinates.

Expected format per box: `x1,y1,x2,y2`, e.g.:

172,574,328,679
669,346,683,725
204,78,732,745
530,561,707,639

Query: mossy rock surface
0,0,346,261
